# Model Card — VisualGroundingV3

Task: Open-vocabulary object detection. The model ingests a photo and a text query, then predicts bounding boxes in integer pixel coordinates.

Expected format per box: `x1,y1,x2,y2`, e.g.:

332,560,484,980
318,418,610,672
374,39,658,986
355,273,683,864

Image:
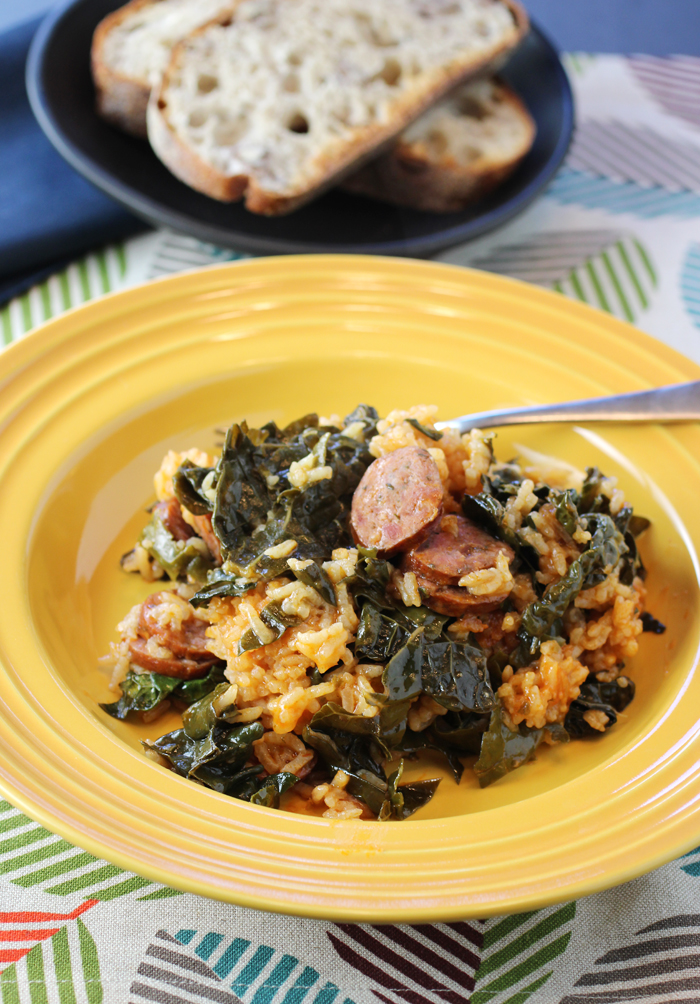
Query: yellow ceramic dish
0,255,699,921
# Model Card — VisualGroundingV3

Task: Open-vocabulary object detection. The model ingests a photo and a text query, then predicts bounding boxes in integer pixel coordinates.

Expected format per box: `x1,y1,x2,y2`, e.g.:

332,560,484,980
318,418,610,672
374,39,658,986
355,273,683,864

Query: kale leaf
302,704,440,819
511,513,628,667
348,551,448,649
579,467,607,514
614,504,650,584
173,461,215,515
186,414,374,601
426,710,489,756
473,703,568,788
190,568,259,606
144,720,264,794
355,604,402,662
641,612,666,634
342,404,380,440
551,490,579,537
564,678,635,737
289,560,336,606
146,681,299,809
101,665,226,720
181,683,240,740
383,629,495,714
237,602,302,654
140,511,212,582
391,727,466,784
379,762,441,821
249,772,298,808
405,418,443,441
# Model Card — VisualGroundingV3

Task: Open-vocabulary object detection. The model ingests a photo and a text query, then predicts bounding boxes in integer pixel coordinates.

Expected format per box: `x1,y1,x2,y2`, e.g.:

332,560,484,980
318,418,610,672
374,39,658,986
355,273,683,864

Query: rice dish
101,404,662,820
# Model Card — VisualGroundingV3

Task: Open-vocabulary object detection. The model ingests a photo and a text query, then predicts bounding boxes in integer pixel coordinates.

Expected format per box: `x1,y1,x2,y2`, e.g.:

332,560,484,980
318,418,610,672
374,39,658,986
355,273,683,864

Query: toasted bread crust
147,0,529,214
91,0,163,137
147,88,249,200
343,82,536,213
92,0,235,138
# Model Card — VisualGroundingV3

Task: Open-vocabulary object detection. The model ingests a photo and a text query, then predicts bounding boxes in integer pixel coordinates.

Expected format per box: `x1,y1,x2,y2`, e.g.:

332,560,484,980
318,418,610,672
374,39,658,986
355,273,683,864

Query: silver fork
435,380,700,434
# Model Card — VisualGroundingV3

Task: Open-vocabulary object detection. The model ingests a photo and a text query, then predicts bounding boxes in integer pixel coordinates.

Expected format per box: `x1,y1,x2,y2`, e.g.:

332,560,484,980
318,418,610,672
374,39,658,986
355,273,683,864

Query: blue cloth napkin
0,16,146,306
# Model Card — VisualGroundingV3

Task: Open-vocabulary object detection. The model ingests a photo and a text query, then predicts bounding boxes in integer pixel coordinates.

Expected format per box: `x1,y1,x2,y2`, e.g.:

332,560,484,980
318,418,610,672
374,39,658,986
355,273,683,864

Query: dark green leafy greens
302,704,440,819
140,510,212,582
172,461,215,515
579,467,608,514
379,763,441,821
101,665,226,720
614,504,649,584
347,550,493,713
565,677,635,737
511,513,628,667
473,704,569,788
250,772,299,808
144,720,264,794
237,602,302,654
383,632,495,713
144,687,298,807
552,489,579,537
189,409,376,605
641,612,666,634
426,711,489,757
181,683,241,739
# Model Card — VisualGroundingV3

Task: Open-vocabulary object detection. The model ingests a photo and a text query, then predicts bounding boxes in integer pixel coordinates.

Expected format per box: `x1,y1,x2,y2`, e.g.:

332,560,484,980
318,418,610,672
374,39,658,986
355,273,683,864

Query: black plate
26,0,574,257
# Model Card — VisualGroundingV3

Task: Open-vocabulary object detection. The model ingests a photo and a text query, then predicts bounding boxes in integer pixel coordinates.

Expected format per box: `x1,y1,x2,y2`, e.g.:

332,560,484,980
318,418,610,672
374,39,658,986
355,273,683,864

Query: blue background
2,0,700,54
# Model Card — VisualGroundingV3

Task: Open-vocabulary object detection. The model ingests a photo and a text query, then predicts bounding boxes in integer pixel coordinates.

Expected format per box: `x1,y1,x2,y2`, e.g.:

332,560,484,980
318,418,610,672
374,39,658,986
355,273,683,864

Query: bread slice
147,0,528,214
92,0,233,137
342,77,535,212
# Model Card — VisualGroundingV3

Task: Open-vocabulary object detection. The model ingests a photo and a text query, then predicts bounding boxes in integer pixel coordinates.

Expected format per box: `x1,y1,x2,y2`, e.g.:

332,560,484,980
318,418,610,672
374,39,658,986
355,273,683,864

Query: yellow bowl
1,255,699,921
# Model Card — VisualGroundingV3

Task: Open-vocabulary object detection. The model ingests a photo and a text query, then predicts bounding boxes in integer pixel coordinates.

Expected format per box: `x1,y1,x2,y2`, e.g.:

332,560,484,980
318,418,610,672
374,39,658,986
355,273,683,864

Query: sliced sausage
351,446,443,556
411,574,510,618
128,637,219,679
153,499,223,565
403,514,514,585
188,512,222,565
139,592,213,659
152,498,191,542
294,752,318,779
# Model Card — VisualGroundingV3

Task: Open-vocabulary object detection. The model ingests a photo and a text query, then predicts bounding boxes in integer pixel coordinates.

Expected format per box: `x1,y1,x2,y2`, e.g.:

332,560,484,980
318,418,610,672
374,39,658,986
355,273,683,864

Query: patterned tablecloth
1,54,700,1004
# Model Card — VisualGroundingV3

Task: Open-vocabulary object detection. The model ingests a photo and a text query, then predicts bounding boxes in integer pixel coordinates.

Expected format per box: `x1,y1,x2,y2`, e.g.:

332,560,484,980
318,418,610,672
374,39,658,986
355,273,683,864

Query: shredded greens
302,704,440,820
188,410,376,606
143,688,297,805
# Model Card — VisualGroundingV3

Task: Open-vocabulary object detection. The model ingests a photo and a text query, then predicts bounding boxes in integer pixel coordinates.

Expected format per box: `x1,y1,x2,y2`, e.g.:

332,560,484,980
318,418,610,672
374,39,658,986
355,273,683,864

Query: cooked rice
154,448,216,501
499,641,589,730
459,550,514,595
311,771,366,820
107,403,654,818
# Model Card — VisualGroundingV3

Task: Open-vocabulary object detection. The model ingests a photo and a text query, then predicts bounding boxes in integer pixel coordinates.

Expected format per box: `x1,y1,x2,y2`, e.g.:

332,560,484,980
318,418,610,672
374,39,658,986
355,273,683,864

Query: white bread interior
147,0,528,213
92,0,233,136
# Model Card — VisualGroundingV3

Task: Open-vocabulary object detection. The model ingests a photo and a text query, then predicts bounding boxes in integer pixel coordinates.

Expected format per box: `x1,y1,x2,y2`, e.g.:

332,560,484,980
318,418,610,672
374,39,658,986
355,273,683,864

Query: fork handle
435,381,700,434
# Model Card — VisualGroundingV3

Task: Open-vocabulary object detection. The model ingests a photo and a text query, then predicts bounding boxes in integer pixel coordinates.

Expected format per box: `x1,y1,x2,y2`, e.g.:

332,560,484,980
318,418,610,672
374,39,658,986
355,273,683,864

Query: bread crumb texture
158,0,518,193
401,77,533,168
102,0,233,86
